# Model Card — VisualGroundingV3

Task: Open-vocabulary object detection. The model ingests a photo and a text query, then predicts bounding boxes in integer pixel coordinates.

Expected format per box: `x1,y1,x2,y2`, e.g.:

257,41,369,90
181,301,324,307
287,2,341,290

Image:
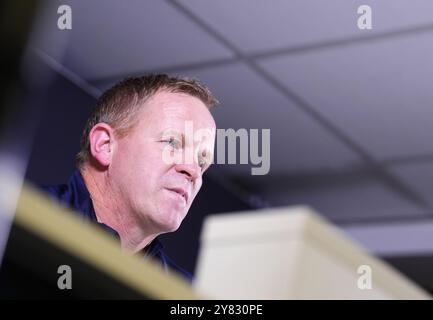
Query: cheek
190,179,203,201
117,139,161,171
113,142,155,189
133,149,174,195
113,139,138,168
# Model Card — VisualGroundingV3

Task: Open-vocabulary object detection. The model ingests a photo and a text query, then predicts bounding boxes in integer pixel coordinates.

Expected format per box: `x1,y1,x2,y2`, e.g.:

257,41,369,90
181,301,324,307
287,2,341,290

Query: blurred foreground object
195,207,430,299
0,0,39,263
0,183,200,299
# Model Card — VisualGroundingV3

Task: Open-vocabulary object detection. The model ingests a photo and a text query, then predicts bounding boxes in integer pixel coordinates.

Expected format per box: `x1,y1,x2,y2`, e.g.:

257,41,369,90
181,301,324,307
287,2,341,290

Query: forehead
148,91,215,120
140,90,216,132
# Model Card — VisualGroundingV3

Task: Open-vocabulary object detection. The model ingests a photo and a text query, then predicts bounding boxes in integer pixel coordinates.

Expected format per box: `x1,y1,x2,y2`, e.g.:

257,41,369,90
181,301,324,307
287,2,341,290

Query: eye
163,137,182,150
198,150,210,171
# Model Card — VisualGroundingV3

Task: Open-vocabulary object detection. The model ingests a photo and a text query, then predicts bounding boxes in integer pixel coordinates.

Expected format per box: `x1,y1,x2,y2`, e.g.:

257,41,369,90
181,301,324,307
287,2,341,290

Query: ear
88,123,115,167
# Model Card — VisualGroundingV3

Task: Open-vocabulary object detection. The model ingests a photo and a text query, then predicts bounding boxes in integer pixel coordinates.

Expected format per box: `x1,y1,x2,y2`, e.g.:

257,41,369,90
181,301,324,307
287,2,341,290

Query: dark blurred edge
0,221,148,299
384,255,433,295
0,1,39,128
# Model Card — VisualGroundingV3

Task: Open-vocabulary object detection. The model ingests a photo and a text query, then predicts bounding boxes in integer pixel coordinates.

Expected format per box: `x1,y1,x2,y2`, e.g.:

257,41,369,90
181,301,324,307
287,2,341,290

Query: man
44,74,218,281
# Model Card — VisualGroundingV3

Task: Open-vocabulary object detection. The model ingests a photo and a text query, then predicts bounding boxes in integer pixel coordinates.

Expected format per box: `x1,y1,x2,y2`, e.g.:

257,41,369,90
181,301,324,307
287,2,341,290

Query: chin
157,209,185,232
157,221,181,234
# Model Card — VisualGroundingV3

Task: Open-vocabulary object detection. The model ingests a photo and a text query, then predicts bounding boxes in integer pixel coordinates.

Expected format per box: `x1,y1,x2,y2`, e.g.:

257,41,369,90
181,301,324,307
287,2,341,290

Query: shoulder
40,183,71,204
162,253,193,282
146,239,193,282
38,170,94,221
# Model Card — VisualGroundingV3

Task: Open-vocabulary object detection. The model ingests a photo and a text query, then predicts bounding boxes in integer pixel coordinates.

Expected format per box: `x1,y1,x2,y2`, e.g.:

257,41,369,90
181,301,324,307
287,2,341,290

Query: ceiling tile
259,32,433,161
390,162,433,208
261,177,428,222
344,221,433,256
179,0,433,53
33,0,234,80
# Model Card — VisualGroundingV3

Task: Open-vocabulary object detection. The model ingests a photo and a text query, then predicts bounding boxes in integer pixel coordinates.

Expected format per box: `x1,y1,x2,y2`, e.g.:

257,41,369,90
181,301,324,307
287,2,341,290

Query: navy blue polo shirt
41,170,192,282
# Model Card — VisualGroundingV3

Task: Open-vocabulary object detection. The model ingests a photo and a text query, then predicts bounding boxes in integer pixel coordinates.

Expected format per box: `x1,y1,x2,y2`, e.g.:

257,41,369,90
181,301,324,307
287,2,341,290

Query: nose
175,162,201,181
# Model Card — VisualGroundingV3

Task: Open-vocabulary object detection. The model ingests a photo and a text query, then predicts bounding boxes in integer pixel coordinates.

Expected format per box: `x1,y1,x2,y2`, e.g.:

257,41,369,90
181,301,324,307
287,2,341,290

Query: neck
80,165,157,253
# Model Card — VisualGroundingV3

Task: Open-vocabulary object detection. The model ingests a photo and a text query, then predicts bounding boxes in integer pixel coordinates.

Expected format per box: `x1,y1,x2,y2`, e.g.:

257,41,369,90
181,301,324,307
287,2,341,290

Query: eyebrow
160,130,183,141
160,129,214,162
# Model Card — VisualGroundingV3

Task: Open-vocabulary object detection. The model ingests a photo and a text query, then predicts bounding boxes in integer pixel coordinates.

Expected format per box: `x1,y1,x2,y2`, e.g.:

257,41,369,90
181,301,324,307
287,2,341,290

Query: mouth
166,187,189,203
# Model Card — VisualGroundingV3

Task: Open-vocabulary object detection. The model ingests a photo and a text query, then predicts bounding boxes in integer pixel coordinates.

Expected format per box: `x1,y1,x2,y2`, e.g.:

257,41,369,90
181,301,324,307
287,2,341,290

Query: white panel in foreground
194,206,430,299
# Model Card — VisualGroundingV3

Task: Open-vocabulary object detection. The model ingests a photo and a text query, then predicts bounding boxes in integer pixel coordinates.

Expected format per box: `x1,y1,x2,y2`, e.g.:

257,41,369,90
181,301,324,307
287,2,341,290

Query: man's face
109,91,216,234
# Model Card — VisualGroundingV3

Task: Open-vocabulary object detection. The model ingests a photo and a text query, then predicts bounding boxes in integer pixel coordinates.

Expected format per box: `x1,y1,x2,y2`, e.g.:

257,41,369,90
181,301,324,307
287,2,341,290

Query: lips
166,187,189,203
